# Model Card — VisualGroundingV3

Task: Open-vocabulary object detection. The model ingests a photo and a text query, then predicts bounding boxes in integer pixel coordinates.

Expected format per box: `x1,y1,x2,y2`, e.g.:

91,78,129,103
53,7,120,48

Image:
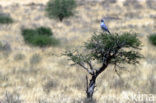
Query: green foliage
36,27,53,36
0,14,13,24
148,34,156,46
46,0,76,21
65,32,142,67
66,50,92,65
85,32,142,64
21,27,59,47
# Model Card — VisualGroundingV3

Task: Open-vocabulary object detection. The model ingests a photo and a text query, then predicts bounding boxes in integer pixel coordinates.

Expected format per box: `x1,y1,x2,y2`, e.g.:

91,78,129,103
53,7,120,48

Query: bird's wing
101,23,111,34
101,23,108,30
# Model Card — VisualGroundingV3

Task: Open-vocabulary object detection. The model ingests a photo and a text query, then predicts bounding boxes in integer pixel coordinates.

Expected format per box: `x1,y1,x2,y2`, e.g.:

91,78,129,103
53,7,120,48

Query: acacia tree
65,32,142,99
46,0,76,21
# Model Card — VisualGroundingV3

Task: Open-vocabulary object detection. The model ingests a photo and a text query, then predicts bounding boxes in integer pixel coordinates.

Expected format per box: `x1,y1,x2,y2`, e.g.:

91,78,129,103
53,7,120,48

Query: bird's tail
107,30,111,34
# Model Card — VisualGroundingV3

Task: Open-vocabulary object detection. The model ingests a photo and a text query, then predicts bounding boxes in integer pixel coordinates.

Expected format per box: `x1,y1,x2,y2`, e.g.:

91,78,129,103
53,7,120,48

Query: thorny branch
78,62,94,75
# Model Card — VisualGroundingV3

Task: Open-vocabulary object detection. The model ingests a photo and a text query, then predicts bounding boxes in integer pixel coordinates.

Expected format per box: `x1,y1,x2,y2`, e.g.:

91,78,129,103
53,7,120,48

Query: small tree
65,32,142,99
46,0,76,21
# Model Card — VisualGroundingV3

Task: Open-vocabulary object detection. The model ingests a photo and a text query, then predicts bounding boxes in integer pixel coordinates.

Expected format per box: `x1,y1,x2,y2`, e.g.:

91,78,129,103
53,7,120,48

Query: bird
100,19,111,34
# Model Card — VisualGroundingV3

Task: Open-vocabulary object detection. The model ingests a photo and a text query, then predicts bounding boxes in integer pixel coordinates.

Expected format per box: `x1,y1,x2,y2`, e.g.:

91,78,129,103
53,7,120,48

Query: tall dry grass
0,0,156,103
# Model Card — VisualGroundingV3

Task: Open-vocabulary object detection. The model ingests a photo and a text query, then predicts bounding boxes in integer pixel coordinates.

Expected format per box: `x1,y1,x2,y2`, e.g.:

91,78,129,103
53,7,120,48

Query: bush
43,79,58,94
46,0,76,21
36,27,53,36
149,34,156,46
0,41,11,52
14,53,25,61
0,13,13,24
146,0,156,10
21,27,59,47
30,53,42,65
0,41,12,58
123,0,142,9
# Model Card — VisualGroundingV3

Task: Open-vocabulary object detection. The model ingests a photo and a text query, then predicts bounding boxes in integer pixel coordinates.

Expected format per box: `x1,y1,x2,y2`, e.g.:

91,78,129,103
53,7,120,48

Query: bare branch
95,63,108,77
113,63,121,78
86,75,88,91
116,64,125,69
78,62,94,75
86,61,93,70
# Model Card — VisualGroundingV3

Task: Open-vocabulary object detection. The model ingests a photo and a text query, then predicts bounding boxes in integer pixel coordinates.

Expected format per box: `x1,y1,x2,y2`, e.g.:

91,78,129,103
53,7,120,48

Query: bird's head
101,19,104,23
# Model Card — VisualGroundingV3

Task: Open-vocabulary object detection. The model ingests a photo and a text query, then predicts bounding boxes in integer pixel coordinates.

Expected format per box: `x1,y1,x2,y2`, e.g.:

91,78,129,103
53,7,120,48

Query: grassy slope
0,0,156,103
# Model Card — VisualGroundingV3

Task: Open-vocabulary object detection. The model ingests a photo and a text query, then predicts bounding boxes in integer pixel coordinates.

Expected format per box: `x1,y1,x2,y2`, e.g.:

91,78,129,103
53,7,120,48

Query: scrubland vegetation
22,27,59,47
46,0,76,21
0,13,13,24
149,34,156,46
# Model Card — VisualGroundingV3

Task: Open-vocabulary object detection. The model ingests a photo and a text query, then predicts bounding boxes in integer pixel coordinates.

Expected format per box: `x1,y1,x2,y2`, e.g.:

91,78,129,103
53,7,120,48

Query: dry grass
0,0,156,103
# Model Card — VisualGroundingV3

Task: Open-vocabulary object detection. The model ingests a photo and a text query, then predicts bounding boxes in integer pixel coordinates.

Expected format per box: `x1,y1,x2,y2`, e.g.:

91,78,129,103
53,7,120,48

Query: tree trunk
86,75,97,99
59,14,63,22
85,63,108,99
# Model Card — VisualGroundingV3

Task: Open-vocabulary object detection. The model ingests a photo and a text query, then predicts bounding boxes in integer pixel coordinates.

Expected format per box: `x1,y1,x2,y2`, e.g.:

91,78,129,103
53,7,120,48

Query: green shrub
149,34,156,46
22,27,59,47
37,27,53,36
0,13,13,24
46,0,76,21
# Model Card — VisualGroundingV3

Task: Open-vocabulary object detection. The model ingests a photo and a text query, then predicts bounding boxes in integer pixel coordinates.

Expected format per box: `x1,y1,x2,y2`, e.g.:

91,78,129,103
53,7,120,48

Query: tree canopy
66,32,142,75
65,32,142,99
46,0,76,21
